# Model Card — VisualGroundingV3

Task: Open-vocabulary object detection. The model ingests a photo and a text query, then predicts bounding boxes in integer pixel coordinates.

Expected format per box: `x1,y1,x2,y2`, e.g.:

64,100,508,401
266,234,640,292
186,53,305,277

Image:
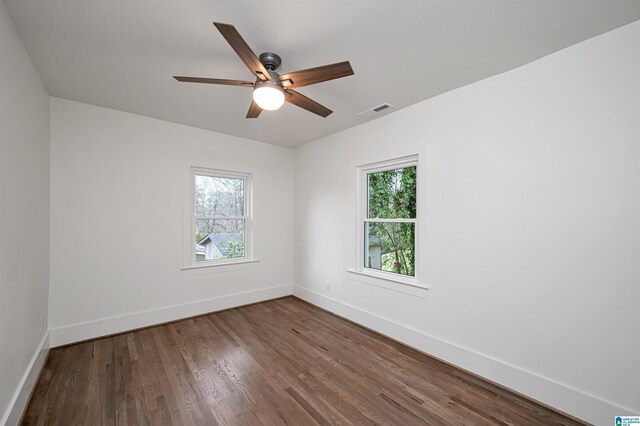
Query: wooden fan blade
279,61,353,89
213,22,271,80
285,89,332,117
174,76,254,87
246,99,262,118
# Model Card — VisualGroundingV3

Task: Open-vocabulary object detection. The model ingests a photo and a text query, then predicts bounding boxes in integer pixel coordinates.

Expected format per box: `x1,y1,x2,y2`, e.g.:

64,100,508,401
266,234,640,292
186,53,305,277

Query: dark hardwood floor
22,297,587,425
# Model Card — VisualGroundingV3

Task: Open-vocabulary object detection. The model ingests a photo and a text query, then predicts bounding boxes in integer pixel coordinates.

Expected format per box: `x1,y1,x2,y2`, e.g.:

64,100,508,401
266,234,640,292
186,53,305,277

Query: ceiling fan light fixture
253,80,285,111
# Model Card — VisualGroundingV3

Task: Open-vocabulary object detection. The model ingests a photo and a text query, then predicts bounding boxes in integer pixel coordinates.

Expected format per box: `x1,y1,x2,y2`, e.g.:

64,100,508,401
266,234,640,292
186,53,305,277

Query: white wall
293,20,640,425
0,2,50,424
48,98,293,345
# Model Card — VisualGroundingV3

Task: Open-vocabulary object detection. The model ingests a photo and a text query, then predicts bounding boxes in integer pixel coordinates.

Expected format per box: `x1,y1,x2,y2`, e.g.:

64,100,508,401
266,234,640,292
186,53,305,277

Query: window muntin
191,168,251,265
361,160,417,278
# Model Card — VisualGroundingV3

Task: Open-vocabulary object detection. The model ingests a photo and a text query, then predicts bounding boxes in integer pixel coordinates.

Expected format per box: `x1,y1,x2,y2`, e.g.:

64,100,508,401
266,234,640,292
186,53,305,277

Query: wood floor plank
22,297,590,425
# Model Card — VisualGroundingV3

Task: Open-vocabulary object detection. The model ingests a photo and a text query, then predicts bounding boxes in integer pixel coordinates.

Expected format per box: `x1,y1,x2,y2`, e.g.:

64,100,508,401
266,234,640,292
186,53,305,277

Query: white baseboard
293,285,635,426
1,332,49,426
49,284,293,347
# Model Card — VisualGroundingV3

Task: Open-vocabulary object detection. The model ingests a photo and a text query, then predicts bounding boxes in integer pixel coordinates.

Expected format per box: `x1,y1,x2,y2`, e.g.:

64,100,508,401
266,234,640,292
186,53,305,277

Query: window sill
347,268,429,293
181,258,260,270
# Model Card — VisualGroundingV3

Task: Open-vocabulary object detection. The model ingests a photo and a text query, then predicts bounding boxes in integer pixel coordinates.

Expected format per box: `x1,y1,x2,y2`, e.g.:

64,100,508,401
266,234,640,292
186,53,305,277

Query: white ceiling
5,0,640,148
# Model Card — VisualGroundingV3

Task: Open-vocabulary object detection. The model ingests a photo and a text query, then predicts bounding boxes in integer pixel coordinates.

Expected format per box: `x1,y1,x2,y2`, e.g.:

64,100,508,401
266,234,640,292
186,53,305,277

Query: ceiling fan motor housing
259,52,282,71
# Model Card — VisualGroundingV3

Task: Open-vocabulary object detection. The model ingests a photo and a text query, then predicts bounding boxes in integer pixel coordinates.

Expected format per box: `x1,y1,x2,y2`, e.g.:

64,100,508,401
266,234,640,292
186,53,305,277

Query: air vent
357,103,394,119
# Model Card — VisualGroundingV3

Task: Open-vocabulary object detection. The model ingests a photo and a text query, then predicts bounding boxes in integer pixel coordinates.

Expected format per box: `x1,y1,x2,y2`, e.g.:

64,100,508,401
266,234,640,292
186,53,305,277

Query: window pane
195,219,245,261
195,174,244,217
367,166,416,219
364,222,415,277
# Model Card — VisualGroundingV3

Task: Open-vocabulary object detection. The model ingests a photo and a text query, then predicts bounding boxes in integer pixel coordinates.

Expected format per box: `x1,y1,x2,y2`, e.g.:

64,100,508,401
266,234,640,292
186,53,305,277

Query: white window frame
354,155,423,288
182,161,255,269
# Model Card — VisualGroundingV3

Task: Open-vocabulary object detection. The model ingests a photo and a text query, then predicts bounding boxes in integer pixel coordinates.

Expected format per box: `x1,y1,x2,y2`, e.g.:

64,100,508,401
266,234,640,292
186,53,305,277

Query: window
359,156,417,280
187,166,252,267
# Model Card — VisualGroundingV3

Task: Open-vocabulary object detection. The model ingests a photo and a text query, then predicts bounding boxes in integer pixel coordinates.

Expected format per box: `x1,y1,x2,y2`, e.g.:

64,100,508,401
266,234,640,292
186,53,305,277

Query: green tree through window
365,165,416,277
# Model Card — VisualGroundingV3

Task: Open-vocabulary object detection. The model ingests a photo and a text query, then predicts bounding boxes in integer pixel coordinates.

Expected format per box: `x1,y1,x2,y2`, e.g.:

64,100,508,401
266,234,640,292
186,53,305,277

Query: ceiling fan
174,22,354,118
